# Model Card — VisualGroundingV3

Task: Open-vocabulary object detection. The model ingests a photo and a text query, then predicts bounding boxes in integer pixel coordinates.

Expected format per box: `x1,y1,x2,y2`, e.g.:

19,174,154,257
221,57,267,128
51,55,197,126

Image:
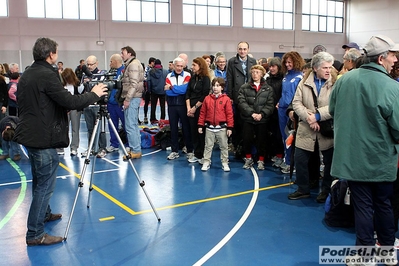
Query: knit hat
154,59,162,69
363,35,399,57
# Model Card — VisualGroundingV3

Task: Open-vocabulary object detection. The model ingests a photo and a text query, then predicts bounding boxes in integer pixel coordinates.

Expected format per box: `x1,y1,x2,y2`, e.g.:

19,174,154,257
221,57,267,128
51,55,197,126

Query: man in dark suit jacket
226,41,257,157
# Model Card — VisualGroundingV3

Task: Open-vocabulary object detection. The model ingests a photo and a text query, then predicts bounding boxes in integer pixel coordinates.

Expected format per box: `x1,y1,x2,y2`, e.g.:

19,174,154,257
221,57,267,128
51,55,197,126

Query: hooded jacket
147,68,168,95
198,93,234,130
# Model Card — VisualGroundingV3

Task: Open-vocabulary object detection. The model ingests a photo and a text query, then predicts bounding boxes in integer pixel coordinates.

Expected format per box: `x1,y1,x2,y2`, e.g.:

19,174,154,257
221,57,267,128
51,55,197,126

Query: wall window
27,0,95,19
112,0,170,23
183,0,231,26
302,0,344,33
0,0,7,16
243,0,293,30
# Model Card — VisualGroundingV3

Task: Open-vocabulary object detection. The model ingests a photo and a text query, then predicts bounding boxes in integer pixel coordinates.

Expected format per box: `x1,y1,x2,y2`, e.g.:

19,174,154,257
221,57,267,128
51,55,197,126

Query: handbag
309,88,334,138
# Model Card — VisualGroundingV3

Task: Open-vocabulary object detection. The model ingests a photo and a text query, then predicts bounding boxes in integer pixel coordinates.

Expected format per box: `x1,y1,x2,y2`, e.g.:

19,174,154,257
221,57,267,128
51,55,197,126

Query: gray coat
227,54,257,102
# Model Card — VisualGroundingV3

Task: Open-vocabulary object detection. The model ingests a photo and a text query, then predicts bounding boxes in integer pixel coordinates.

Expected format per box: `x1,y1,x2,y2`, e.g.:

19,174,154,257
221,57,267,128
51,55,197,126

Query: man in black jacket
226,41,257,157
14,37,108,246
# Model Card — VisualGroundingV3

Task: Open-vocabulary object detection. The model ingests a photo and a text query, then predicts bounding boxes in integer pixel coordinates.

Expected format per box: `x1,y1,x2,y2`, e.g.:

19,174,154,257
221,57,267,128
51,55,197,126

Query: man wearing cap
342,42,360,51
147,59,168,124
330,35,399,256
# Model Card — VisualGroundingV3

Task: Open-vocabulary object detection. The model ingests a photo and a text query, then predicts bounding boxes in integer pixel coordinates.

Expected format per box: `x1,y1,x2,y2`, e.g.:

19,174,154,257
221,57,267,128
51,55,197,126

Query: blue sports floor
0,106,370,266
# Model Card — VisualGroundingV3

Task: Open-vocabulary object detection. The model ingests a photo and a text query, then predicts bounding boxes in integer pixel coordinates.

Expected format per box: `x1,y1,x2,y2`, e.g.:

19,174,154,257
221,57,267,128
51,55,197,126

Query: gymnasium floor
0,106,363,266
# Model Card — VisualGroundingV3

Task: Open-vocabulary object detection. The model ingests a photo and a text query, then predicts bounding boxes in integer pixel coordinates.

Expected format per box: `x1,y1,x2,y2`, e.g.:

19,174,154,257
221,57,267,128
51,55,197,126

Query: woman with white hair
287,52,337,203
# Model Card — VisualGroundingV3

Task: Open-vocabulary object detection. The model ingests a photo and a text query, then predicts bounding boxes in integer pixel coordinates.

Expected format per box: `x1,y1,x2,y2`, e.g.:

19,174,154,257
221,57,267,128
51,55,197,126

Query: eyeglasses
87,63,96,67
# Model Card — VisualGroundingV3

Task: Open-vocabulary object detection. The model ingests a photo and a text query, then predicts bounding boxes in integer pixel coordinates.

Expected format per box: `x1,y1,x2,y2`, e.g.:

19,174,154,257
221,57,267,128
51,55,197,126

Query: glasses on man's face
87,63,96,67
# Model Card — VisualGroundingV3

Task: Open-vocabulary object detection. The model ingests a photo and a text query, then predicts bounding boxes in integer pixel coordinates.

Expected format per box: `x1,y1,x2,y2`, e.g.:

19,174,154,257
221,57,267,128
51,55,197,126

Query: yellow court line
59,162,138,215
59,162,292,216
134,182,293,215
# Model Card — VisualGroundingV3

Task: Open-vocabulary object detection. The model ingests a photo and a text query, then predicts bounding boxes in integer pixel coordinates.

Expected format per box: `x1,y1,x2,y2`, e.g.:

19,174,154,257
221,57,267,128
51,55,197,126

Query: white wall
347,0,399,48
0,0,349,70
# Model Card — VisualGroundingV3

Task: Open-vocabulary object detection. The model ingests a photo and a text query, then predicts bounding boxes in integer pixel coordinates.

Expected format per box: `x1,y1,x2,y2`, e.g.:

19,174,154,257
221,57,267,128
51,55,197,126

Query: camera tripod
64,104,161,240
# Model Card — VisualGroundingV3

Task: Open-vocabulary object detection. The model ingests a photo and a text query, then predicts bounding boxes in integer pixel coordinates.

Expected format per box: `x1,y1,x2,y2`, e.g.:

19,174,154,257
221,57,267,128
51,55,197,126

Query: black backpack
324,179,355,227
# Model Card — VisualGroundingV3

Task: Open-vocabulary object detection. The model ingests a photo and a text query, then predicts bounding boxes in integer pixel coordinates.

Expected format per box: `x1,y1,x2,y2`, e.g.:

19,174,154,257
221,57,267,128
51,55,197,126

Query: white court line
193,167,260,266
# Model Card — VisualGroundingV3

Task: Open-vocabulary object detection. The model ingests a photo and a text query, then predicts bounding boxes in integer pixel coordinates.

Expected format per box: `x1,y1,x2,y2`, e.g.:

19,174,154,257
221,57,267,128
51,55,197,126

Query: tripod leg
87,117,102,208
64,114,102,240
107,116,161,222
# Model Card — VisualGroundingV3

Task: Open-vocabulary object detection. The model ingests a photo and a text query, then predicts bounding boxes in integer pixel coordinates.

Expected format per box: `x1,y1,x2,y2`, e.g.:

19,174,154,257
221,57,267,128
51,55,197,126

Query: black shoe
316,191,329,203
288,191,310,200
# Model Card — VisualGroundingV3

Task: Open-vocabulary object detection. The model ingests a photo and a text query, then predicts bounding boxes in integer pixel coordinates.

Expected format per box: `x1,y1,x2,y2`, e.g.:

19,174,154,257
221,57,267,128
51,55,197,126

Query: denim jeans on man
124,98,141,153
1,139,20,157
26,148,58,241
107,102,127,148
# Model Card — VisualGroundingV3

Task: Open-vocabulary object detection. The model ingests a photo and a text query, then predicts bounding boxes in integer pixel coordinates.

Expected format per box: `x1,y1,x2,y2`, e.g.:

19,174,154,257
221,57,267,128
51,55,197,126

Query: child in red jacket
198,77,234,171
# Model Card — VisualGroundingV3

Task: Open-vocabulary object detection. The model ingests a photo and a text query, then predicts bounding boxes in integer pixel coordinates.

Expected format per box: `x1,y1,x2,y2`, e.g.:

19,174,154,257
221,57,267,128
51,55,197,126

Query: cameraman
14,37,108,246
81,55,107,158
106,54,127,152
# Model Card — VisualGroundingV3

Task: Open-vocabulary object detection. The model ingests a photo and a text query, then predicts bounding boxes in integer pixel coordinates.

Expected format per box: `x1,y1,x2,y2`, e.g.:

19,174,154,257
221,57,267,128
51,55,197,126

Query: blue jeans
26,148,59,240
1,140,20,157
125,98,141,153
107,103,127,148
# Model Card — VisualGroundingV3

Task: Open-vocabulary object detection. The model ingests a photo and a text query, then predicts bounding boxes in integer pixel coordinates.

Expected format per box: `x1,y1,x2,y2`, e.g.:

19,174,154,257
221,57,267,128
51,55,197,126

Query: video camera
84,68,122,105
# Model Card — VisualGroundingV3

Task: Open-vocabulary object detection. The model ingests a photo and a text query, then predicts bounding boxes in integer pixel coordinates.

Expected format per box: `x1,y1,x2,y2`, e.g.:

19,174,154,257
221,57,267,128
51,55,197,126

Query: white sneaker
257,161,265,170
222,163,230,172
96,149,107,158
201,163,210,171
375,237,399,249
243,158,254,169
167,152,179,160
187,153,199,163
70,150,77,156
106,146,118,153
345,254,376,266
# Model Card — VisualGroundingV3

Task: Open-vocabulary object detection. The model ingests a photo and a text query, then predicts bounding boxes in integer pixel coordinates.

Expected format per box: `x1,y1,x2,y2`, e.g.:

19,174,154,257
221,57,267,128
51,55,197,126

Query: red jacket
198,93,234,130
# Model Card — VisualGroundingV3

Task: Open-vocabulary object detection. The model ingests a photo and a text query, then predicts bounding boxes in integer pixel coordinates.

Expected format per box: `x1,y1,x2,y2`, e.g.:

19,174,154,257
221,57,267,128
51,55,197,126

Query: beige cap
363,35,399,57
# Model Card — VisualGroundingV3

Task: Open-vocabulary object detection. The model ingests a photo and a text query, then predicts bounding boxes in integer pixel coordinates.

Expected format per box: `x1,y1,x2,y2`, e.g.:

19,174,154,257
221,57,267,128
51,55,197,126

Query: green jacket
329,63,399,182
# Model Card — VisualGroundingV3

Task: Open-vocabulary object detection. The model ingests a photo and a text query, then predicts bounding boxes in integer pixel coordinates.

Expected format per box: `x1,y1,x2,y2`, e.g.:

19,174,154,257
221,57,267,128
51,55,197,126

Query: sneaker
344,254,376,266
143,117,148,124
0,154,9,160
288,191,310,200
70,150,77,156
257,160,265,170
271,156,279,162
201,162,210,171
243,158,254,169
222,162,230,172
272,158,283,168
57,150,64,155
96,149,107,158
167,152,180,160
186,153,198,163
316,191,329,203
375,237,399,250
182,146,188,154
281,164,292,174
106,146,118,153
81,150,90,157
150,120,159,125
12,155,21,161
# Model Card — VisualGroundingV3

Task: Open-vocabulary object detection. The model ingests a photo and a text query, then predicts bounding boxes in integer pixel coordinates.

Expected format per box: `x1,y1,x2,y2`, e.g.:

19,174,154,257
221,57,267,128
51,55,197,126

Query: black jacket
237,79,274,124
226,54,257,103
14,60,100,148
0,77,7,109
